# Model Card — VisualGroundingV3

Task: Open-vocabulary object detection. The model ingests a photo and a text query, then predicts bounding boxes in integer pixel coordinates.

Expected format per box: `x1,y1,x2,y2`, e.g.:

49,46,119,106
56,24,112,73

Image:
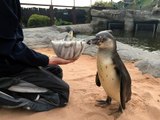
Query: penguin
87,30,131,112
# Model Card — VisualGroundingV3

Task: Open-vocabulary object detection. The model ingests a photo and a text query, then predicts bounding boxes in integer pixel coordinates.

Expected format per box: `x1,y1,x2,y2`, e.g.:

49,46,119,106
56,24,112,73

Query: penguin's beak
86,37,99,45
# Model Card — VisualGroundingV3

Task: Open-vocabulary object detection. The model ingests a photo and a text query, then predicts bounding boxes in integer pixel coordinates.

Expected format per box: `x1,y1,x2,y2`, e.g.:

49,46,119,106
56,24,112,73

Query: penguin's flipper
112,53,129,110
95,72,101,87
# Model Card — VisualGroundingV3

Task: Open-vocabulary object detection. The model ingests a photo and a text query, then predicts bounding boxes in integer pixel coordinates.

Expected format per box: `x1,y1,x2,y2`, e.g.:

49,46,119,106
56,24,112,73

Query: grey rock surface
57,24,93,34
23,26,68,49
135,60,160,78
117,42,160,77
90,9,160,32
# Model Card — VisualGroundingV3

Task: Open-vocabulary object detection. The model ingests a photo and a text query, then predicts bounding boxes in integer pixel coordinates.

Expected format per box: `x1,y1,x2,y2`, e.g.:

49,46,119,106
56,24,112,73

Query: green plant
93,0,113,7
54,19,72,26
123,0,154,9
27,14,52,27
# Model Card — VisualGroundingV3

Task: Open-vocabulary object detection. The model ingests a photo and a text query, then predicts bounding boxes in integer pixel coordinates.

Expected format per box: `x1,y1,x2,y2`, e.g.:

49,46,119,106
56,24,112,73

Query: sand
0,48,160,120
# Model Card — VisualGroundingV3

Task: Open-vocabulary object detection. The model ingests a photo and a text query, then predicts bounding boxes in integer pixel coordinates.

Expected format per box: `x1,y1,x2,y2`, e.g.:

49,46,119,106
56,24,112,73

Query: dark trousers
19,65,69,105
0,65,69,111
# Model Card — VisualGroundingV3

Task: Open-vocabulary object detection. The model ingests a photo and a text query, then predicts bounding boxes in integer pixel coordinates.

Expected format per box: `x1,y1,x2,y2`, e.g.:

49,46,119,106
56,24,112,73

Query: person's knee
63,82,70,95
45,65,63,78
59,83,70,106
56,65,63,78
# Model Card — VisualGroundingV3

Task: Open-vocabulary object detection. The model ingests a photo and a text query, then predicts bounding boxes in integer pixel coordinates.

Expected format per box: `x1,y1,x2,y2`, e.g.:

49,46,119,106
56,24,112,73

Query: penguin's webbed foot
109,105,123,115
118,105,123,113
95,96,112,107
107,106,123,120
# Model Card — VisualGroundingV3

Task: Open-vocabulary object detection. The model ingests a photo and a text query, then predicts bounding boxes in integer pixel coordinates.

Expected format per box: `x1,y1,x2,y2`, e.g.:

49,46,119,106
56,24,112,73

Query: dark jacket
0,0,49,76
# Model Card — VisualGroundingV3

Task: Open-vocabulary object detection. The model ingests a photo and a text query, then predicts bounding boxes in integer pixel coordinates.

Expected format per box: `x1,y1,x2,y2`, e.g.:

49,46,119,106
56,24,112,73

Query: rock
135,60,160,78
157,23,160,33
90,9,159,33
90,17,108,33
152,4,160,16
23,26,68,49
91,9,106,18
91,9,125,20
124,10,134,32
83,44,98,57
57,24,93,35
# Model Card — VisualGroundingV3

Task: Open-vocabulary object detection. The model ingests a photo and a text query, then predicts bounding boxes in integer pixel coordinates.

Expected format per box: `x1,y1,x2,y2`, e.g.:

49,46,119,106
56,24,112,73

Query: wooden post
73,0,75,7
72,7,76,24
72,0,76,24
49,0,55,25
51,0,52,6
90,0,92,6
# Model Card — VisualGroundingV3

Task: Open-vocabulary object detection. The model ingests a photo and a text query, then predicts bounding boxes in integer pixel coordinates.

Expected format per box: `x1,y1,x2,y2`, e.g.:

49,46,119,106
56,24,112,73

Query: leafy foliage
21,8,50,27
54,19,72,26
27,14,52,27
21,7,89,27
93,0,113,7
112,0,158,10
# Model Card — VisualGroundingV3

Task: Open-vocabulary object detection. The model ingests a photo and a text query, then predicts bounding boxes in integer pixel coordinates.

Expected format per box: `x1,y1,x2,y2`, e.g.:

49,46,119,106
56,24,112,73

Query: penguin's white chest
97,54,120,102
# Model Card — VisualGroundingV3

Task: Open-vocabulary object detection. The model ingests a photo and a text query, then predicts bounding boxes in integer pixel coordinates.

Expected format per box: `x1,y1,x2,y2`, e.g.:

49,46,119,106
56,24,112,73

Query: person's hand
49,56,76,65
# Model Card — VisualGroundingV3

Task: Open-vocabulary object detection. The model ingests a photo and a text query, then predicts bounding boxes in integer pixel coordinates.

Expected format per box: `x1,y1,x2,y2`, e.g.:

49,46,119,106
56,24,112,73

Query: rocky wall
90,9,160,33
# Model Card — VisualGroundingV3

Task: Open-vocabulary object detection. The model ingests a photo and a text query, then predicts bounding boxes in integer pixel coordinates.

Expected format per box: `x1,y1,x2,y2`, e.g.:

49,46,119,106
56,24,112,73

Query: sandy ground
0,48,160,120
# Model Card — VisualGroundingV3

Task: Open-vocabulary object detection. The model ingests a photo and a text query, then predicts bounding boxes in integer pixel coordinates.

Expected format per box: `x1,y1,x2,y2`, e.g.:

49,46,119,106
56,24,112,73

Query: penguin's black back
112,52,132,109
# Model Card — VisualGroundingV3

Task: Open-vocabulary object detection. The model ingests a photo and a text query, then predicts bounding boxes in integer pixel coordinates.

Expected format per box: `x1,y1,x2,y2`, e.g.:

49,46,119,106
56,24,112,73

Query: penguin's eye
99,38,105,43
103,38,106,41
99,38,104,43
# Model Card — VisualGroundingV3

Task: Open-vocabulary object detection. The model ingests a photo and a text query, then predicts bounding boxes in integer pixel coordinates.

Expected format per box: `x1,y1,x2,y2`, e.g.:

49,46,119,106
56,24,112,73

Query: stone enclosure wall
90,9,160,34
